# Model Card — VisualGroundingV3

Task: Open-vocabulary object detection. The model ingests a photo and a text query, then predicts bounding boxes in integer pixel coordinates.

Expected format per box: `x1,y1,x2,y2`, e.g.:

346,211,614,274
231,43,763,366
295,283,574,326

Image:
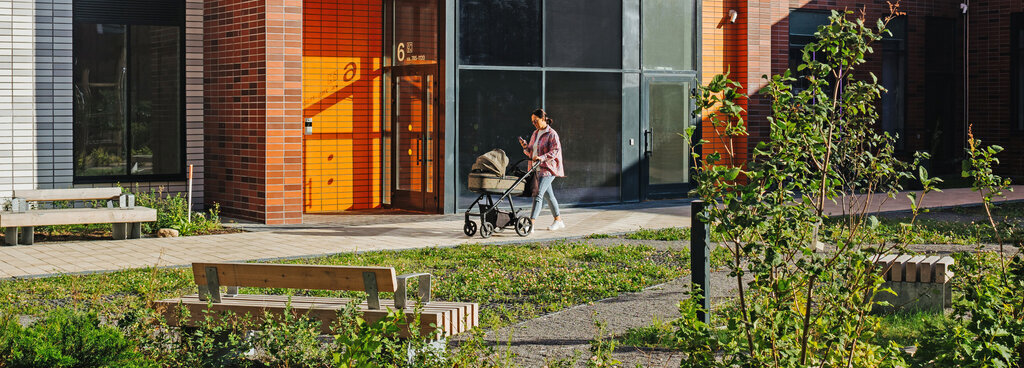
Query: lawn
0,238,692,329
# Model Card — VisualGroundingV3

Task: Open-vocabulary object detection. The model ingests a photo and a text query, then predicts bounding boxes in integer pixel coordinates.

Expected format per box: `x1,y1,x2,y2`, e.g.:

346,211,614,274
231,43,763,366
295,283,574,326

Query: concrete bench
1,188,157,246
873,254,954,312
155,262,479,338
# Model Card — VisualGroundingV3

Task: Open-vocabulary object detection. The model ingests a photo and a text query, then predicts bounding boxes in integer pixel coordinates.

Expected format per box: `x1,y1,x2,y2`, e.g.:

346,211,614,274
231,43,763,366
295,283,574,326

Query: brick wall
205,0,303,224
701,0,749,167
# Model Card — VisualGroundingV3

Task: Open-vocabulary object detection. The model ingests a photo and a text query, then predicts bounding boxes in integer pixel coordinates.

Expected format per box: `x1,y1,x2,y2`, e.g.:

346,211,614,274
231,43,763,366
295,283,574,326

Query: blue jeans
531,175,560,220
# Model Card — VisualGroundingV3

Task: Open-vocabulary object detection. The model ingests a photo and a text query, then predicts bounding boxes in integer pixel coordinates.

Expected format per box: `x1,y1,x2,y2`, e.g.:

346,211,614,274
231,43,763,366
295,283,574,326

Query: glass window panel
74,23,128,177
457,70,542,208
648,81,690,185
641,0,695,71
545,72,622,203
458,0,541,66
394,0,439,66
130,25,181,175
545,0,622,69
789,10,831,37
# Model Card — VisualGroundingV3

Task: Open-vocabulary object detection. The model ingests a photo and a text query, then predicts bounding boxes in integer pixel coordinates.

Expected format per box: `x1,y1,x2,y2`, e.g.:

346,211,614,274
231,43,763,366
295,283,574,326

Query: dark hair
531,108,554,125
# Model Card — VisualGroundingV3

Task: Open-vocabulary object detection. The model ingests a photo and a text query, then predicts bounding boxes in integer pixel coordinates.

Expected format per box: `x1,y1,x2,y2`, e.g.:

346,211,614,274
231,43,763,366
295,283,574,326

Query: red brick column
205,0,304,224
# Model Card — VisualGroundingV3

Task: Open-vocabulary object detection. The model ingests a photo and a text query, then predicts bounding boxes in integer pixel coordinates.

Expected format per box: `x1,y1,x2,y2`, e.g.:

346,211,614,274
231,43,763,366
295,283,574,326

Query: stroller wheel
463,221,477,237
480,222,495,239
515,217,533,237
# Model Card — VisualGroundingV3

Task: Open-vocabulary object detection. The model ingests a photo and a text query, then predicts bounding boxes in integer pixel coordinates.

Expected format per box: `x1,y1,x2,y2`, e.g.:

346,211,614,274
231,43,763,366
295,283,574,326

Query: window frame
72,22,187,184
1013,13,1024,131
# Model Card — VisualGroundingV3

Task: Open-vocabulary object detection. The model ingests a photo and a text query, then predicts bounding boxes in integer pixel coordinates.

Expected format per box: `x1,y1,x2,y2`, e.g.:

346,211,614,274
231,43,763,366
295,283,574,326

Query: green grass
617,318,676,348
872,311,953,348
625,227,692,241
0,240,691,329
819,216,1024,246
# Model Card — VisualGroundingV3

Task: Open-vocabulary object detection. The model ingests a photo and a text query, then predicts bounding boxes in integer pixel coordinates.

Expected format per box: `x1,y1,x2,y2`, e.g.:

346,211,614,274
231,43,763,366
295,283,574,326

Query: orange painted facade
302,0,384,212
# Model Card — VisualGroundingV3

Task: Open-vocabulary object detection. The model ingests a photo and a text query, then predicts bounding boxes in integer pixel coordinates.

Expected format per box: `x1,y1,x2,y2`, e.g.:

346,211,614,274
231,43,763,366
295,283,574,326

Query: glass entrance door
389,67,437,211
383,0,441,212
641,75,695,199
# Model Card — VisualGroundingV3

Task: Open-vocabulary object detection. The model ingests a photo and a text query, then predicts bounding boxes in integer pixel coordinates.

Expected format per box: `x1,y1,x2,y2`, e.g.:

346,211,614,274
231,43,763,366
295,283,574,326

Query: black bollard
690,200,711,324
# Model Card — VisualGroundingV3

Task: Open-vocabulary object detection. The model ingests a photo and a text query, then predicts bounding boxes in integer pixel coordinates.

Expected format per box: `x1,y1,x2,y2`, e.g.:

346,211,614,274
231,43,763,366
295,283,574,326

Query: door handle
644,129,653,157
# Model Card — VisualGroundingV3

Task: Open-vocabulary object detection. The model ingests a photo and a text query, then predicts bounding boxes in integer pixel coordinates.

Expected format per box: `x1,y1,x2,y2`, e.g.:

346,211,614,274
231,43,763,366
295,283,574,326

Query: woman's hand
532,155,542,162
518,136,528,149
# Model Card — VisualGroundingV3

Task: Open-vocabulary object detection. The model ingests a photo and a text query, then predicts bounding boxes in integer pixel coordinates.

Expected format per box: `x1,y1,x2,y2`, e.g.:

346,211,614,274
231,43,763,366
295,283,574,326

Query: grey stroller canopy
470,149,509,176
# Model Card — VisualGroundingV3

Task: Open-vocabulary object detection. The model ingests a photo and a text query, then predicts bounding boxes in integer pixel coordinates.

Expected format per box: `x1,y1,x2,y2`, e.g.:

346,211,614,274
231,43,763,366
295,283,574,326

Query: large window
880,16,907,146
1014,13,1023,130
73,1,183,181
457,70,542,207
545,0,622,69
788,10,830,92
458,0,542,66
545,72,622,203
642,0,696,71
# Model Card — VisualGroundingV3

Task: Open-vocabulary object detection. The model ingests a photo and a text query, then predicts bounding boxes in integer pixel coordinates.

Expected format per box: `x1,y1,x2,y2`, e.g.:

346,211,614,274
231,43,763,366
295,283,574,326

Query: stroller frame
463,159,537,238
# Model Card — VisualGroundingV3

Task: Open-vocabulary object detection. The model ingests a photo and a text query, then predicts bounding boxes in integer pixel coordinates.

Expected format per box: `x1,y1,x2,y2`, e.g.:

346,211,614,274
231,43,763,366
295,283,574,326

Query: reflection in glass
648,81,690,185
74,22,183,179
74,23,128,176
457,70,542,208
130,25,181,175
545,0,622,69
641,0,695,70
394,0,439,66
458,0,541,66
545,72,621,203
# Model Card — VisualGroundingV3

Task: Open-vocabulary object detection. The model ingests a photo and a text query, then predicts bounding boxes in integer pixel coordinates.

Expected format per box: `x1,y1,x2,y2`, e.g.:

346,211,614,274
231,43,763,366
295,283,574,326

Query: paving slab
0,186,1021,279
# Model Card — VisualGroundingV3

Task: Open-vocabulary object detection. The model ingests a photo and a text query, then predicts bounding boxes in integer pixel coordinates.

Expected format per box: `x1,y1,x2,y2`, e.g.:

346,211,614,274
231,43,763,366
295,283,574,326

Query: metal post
691,200,711,324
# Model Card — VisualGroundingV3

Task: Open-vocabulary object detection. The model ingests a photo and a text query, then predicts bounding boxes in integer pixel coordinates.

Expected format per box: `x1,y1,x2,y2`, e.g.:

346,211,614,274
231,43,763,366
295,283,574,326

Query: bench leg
112,223,128,240
19,226,33,245
129,223,142,239
3,227,17,246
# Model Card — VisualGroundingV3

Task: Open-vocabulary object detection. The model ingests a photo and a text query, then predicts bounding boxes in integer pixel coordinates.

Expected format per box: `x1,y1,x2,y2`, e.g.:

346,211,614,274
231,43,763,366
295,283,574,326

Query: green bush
129,186,224,236
0,309,154,368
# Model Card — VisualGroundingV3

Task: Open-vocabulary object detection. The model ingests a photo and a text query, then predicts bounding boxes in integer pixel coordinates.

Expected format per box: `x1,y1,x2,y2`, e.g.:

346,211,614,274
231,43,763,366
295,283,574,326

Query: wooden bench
154,262,479,338
1,188,157,246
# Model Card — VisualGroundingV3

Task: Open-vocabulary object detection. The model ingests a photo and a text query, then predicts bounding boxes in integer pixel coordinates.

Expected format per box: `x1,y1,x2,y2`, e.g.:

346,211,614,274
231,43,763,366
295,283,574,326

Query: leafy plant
679,7,929,367
919,131,1023,366
0,308,153,368
129,185,225,236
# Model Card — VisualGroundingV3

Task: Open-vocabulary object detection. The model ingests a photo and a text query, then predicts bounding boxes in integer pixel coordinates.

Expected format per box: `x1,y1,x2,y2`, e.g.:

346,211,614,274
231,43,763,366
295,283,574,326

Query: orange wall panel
302,0,383,212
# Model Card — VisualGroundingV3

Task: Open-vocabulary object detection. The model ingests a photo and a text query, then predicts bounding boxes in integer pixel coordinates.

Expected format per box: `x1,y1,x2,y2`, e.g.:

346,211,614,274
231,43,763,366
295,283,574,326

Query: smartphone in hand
518,136,527,146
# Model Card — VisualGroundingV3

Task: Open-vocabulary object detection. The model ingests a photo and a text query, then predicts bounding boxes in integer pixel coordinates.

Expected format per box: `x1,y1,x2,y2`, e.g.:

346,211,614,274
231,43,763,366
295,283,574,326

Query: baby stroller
463,149,537,238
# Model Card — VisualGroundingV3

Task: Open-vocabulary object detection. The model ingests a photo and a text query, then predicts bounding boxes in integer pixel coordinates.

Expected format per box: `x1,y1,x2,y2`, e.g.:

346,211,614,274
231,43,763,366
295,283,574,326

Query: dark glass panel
458,0,541,66
74,23,128,177
545,72,621,203
641,0,695,70
545,0,622,69
789,10,831,37
457,70,542,208
648,80,691,185
130,25,181,175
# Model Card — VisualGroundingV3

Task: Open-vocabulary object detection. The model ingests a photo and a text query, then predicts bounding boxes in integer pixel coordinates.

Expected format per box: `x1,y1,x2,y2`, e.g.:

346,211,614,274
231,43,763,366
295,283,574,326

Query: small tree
677,7,941,367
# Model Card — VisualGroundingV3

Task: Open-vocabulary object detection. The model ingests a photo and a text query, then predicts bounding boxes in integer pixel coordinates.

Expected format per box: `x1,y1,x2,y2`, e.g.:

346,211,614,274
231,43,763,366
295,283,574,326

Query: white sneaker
548,220,565,231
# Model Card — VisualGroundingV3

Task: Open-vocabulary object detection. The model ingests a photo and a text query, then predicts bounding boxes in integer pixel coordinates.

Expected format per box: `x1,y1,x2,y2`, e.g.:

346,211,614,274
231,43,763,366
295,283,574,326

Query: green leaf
723,167,741,181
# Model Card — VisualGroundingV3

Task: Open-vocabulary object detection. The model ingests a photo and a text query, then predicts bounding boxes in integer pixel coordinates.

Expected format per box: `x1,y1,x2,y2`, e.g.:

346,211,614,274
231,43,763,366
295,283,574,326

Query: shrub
129,186,224,236
0,308,153,368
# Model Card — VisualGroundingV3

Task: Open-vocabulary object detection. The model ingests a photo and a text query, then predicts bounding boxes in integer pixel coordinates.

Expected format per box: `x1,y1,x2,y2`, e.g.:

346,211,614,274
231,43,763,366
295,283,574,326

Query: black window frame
1013,13,1024,131
72,1,187,184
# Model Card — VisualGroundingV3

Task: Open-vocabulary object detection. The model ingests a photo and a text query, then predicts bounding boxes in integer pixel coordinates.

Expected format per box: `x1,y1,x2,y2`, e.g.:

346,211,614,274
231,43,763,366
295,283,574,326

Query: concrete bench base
874,281,952,313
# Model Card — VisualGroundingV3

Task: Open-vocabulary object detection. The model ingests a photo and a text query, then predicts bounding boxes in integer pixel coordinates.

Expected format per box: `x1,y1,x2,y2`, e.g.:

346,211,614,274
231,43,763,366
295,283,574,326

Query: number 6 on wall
397,43,406,62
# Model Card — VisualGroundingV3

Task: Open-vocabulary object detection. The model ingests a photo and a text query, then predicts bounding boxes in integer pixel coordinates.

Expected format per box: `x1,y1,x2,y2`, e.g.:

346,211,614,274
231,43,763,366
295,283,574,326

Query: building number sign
397,42,426,62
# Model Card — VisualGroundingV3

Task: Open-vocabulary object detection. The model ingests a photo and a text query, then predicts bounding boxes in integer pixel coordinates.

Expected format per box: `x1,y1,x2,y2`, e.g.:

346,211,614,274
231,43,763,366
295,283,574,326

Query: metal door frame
387,64,441,212
640,73,697,200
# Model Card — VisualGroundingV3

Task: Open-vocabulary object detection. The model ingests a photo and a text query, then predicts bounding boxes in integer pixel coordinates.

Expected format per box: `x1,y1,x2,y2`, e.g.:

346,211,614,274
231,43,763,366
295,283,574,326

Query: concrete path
0,186,1021,279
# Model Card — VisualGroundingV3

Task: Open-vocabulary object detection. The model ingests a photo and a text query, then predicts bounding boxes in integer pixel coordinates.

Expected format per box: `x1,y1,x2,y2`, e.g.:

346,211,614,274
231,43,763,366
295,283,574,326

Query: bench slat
15,188,122,202
0,207,156,227
154,295,476,338
193,262,399,294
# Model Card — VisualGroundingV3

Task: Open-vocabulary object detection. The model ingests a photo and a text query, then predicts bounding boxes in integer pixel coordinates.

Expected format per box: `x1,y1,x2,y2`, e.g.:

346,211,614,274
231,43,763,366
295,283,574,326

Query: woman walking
518,108,565,231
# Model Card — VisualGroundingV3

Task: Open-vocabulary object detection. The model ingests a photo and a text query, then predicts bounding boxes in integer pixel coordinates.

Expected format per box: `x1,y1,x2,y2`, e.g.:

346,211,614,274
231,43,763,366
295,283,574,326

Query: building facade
0,0,1020,224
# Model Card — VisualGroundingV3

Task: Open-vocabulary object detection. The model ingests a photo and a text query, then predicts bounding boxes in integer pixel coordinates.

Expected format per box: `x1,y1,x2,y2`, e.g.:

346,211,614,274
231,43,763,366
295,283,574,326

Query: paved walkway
1,186,1021,279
